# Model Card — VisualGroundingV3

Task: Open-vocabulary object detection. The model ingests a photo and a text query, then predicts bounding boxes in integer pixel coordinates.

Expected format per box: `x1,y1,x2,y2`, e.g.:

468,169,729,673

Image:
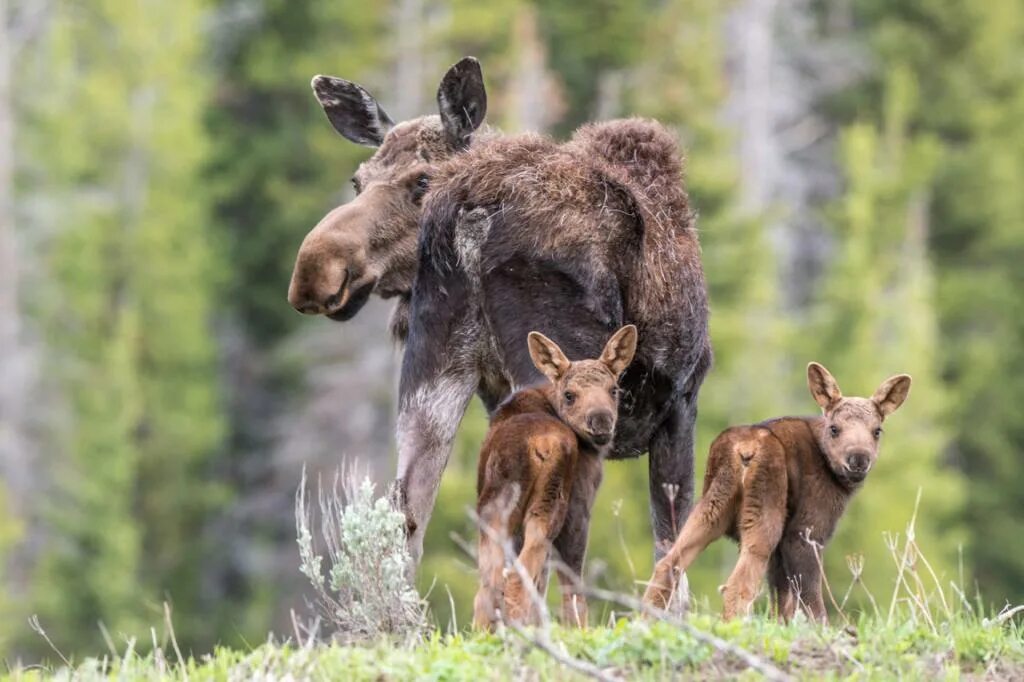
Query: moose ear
437,57,487,150
311,75,394,147
600,325,638,377
807,362,843,412
872,374,912,418
528,331,571,383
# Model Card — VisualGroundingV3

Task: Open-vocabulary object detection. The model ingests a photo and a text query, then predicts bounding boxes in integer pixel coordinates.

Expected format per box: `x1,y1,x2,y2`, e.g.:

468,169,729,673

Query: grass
4,609,1023,681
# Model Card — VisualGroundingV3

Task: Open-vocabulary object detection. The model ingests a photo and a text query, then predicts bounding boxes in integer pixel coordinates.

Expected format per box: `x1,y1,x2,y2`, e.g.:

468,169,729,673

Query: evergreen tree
811,67,963,603
20,0,224,655
845,0,1024,602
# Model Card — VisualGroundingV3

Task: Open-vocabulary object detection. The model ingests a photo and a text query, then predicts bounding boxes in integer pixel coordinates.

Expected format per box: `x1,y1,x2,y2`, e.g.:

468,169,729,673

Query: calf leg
503,517,551,625
551,458,603,627
473,505,510,630
768,553,796,622
642,457,738,611
721,453,787,620
778,534,828,624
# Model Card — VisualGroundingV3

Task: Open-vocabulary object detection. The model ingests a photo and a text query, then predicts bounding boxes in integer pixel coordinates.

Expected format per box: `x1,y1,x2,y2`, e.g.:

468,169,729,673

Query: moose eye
829,425,840,438
563,391,576,405
411,174,430,203
873,427,883,440
350,177,362,194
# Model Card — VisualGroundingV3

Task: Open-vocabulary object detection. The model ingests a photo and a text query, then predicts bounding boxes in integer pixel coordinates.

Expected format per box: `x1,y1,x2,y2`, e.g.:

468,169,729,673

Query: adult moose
288,58,711,584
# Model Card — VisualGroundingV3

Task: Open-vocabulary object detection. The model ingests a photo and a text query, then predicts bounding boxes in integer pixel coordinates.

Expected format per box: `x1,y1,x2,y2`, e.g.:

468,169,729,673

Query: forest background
0,0,1021,662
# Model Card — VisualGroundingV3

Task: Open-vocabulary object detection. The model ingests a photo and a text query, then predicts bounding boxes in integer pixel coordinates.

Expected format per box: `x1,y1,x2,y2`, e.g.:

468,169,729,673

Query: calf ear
807,362,843,412
600,325,638,377
437,57,487,150
872,374,912,418
311,75,394,147
528,331,571,383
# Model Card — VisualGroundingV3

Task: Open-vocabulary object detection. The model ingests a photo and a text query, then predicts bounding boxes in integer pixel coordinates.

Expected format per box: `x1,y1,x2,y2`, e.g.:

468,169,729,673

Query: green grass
6,611,1023,681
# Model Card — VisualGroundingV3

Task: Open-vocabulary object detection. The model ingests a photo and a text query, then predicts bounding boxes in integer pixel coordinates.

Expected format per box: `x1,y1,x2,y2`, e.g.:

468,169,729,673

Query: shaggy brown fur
642,363,912,622
286,57,710,572
473,326,637,630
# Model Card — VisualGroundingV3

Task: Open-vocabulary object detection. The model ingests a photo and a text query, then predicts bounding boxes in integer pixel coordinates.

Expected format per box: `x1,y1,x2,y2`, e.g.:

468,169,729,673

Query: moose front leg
648,395,698,559
395,367,478,566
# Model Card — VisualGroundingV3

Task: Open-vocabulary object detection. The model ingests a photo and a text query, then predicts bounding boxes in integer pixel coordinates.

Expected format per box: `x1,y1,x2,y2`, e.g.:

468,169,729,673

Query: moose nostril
295,301,324,315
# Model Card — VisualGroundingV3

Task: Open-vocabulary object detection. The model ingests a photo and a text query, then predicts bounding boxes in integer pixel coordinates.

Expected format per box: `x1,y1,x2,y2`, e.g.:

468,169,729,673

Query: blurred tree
810,66,963,603
18,0,224,656
843,0,1024,603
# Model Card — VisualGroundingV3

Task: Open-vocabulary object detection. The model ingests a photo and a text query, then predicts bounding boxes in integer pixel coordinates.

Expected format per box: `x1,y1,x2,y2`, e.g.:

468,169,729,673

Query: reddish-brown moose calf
643,362,912,623
473,325,638,630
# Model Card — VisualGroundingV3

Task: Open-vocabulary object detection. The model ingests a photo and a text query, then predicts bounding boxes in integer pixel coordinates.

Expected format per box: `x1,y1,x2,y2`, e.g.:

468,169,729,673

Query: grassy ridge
7,613,1022,681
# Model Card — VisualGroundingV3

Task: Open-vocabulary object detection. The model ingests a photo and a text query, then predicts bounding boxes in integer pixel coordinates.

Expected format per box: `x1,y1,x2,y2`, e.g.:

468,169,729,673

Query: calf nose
587,411,614,436
847,451,870,473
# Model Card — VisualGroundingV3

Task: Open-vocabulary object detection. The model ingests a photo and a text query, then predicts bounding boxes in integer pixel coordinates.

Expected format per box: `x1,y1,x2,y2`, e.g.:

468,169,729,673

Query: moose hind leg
721,448,786,620
642,463,737,612
503,517,551,625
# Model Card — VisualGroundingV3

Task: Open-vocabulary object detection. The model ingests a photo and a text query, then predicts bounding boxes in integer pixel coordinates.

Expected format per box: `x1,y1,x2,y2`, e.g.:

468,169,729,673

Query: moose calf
643,362,911,623
473,325,638,630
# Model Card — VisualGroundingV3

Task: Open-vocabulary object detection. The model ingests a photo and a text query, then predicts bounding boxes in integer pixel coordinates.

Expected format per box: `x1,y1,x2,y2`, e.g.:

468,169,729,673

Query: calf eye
610,386,620,399
563,391,576,405
829,425,840,438
350,177,362,194
411,174,430,203
873,427,883,439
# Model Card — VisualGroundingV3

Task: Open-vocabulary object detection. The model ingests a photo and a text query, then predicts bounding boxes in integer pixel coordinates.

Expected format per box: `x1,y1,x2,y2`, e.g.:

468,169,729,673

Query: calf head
527,326,638,449
288,57,488,320
807,362,912,485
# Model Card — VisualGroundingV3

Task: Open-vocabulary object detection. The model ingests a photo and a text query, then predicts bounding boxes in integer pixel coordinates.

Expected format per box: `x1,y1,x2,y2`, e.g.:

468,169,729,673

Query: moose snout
845,450,872,477
586,411,615,444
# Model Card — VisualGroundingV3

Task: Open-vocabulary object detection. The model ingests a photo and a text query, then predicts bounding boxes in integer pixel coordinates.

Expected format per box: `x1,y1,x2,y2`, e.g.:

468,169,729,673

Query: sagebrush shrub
295,468,426,641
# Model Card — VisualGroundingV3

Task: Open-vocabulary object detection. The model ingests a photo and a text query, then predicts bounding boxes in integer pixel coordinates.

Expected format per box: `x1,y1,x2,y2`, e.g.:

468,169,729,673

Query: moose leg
648,395,699,560
395,366,478,566
473,504,510,630
642,466,737,611
768,553,796,622
721,463,787,620
503,517,551,625
778,534,828,624
551,459,603,628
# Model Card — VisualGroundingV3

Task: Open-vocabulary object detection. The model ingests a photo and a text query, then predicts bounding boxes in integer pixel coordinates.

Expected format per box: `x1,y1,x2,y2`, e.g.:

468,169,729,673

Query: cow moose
288,58,712,583
642,362,912,622
473,325,637,630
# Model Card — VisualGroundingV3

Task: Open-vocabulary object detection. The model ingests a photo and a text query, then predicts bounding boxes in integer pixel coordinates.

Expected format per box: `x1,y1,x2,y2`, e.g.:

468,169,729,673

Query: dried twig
985,604,1024,628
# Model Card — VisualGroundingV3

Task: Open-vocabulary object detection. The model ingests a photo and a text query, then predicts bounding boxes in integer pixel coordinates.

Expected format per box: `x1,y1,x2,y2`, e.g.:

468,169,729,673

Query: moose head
807,362,912,486
287,57,488,322
527,325,639,449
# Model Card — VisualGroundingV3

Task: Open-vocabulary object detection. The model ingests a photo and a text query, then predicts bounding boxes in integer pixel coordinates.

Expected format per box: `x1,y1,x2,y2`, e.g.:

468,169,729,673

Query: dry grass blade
552,558,792,682
27,615,71,668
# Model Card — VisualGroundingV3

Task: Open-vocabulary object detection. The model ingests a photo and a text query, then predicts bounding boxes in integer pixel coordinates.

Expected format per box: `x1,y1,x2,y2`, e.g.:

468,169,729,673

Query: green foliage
16,0,224,658
6,611,1023,680
842,0,1024,602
